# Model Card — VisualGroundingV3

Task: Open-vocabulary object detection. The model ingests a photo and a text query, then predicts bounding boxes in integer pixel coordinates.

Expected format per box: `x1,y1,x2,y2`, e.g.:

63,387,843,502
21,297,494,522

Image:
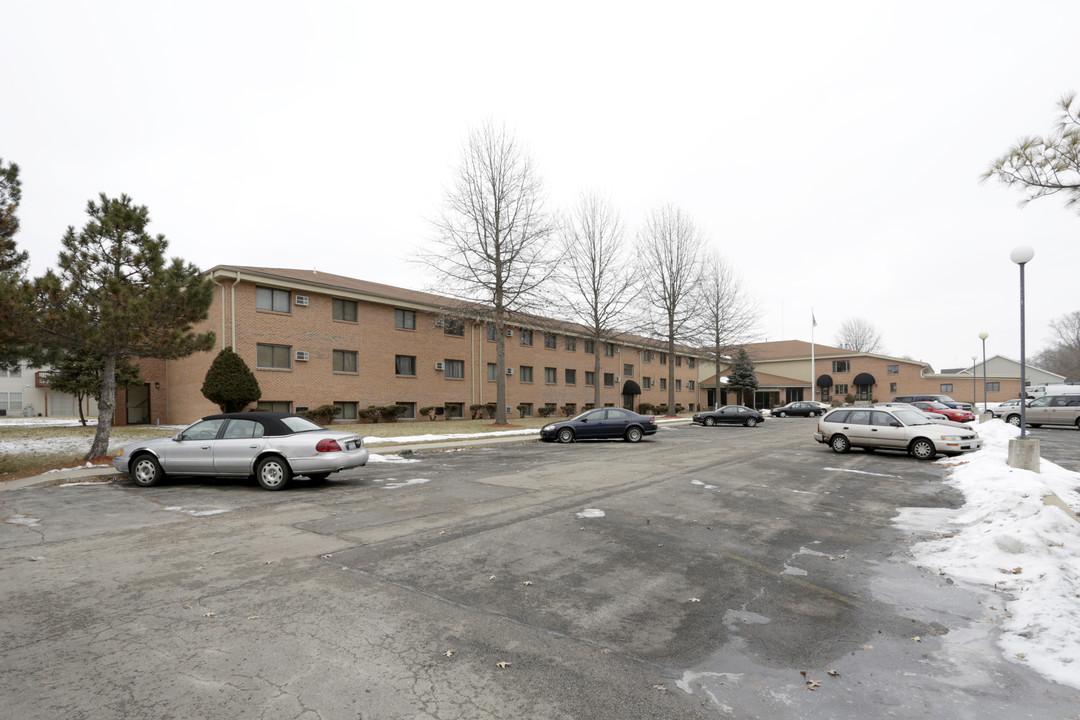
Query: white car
114,412,368,490
983,398,1028,418
814,406,981,460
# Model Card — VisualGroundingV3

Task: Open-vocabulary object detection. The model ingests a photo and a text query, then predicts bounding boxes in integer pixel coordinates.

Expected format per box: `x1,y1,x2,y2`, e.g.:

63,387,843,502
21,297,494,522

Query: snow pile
901,419,1080,689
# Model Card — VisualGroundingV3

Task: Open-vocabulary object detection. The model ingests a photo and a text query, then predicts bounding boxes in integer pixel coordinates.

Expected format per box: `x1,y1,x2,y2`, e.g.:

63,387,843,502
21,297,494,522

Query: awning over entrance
621,379,642,396
853,372,876,385
816,374,833,387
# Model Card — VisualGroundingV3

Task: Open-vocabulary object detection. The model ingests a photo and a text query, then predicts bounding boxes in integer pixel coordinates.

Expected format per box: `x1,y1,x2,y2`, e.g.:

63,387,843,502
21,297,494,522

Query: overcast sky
3,1,1077,373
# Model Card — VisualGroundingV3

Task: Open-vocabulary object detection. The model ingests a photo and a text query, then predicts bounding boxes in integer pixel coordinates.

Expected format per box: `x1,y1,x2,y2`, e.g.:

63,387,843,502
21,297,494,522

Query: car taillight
315,438,342,452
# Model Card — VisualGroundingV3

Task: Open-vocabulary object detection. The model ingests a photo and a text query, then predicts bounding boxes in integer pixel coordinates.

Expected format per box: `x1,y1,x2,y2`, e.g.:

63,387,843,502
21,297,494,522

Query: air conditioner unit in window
506,329,513,337
295,295,309,306
295,351,310,361
616,376,621,383
434,361,445,371
506,367,514,375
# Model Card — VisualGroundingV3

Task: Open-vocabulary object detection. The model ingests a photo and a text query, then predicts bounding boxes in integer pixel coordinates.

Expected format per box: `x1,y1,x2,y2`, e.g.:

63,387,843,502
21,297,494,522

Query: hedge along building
114,266,707,425
698,340,1029,409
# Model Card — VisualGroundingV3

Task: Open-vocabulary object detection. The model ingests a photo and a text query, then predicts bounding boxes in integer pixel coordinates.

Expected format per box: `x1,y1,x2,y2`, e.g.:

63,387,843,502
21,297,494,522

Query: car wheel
131,454,164,487
830,434,850,454
1076,418,1080,430
557,428,575,443
745,417,759,427
777,411,787,418
703,417,716,427
1006,414,1021,426
256,455,292,490
810,411,819,417
306,472,330,481
625,426,643,443
910,438,936,460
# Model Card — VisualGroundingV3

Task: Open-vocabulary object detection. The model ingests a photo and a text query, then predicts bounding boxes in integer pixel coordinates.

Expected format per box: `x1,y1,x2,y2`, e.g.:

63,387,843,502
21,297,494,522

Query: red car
912,401,975,423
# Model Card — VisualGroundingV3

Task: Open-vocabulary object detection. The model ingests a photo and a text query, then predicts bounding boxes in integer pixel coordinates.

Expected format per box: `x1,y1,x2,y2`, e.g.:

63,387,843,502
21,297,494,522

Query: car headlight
542,425,553,432
939,435,963,441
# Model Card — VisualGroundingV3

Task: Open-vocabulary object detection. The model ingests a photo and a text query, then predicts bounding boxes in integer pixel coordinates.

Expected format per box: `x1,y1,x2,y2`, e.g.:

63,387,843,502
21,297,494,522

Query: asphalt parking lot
2,418,1078,719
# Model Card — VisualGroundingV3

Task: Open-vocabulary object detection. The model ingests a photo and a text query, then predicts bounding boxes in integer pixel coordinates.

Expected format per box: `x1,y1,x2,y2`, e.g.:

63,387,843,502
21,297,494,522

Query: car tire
306,472,330,482
557,428,575,443
778,411,787,418
745,417,759,427
703,417,716,427
256,455,292,490
910,438,936,460
1005,414,1021,427
131,454,164,487
625,426,643,443
830,434,850,454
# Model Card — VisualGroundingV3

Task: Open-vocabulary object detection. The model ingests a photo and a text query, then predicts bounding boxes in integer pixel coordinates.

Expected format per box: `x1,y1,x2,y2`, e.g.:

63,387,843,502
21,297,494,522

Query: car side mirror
891,421,902,427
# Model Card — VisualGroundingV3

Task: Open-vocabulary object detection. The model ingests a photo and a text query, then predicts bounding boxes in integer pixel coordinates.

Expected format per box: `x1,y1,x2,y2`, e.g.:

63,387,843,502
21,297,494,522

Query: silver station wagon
813,406,981,460
114,412,369,490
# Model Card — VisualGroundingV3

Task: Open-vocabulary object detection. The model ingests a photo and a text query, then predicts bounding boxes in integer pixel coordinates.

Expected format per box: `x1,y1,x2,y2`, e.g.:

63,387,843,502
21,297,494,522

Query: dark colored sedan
540,408,658,443
770,401,825,418
691,405,765,427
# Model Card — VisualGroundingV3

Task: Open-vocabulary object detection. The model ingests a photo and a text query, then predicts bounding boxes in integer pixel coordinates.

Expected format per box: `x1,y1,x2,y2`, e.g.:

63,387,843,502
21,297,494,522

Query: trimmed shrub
419,406,436,421
470,403,485,420
537,406,557,418
674,404,685,414
561,404,576,417
637,402,654,414
302,404,340,425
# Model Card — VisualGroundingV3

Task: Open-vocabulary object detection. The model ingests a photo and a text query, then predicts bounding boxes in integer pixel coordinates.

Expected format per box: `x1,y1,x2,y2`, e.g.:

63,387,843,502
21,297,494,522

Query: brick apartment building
115,266,707,425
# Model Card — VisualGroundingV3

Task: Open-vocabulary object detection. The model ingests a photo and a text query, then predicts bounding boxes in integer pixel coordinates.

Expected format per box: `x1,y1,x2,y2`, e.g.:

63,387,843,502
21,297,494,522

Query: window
887,365,899,375
520,329,533,346
545,367,557,384
396,402,416,420
443,318,465,336
545,402,558,414
544,333,557,349
487,324,497,341
832,360,850,373
623,363,634,376
643,377,651,390
585,371,596,386
395,355,416,376
565,337,576,352
584,339,595,354
565,369,576,385
334,401,358,421
940,384,953,393
890,382,897,394
256,286,290,313
518,403,532,417
333,298,358,322
688,358,696,369
257,343,291,369
688,380,695,390
0,392,22,414
445,402,464,419
520,365,533,382
0,364,22,377
987,382,1000,392
643,350,653,363
444,359,464,379
604,373,615,387
835,383,848,395
487,363,498,381
660,378,667,390
675,379,682,391
333,350,358,373
676,356,682,367
563,402,576,415
660,353,668,365
395,309,416,330
257,401,291,412
604,343,615,357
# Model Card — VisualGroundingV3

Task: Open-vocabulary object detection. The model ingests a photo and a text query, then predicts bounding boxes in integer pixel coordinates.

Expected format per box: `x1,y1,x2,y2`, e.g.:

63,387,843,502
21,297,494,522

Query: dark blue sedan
540,408,658,443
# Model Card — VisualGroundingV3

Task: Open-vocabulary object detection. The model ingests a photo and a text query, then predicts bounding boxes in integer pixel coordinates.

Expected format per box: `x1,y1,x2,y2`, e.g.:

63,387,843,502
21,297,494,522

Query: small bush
302,404,340,425
485,402,497,419
537,406,557,418
845,394,855,404
419,406,436,421
638,402,654,414
561,404,576,417
445,402,463,419
470,403,485,420
379,405,408,422
515,403,530,417
674,404,685,414
655,404,669,415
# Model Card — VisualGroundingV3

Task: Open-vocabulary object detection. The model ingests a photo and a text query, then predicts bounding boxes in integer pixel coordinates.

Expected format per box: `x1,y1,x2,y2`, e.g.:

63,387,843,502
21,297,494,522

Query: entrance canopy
853,372,876,385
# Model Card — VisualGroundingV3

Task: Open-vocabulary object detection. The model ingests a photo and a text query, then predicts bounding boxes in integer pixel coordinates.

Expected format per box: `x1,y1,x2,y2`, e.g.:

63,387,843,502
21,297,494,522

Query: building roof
700,370,807,388
211,265,704,356
732,340,933,369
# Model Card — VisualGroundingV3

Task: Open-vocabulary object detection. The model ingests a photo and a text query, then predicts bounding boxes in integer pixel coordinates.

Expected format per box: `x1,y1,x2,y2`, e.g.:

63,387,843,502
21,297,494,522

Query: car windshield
570,409,602,422
281,416,327,433
894,408,931,425
937,396,957,404
925,402,951,409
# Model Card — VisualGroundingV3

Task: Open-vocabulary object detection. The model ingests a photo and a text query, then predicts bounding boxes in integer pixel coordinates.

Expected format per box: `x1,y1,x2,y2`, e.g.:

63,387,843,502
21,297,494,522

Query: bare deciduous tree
696,247,760,370
636,205,705,413
421,122,559,425
1034,310,1080,381
833,317,884,354
983,93,1080,216
558,192,638,407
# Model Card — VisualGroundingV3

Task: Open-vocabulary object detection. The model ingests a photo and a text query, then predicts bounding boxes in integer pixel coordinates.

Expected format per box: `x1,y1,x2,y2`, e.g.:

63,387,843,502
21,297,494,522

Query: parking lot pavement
2,418,1077,719
1023,423,1080,472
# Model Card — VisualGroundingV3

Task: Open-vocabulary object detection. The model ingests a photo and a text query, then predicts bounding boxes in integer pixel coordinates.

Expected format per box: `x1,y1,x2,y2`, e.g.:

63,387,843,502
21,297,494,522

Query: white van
1027,383,1080,399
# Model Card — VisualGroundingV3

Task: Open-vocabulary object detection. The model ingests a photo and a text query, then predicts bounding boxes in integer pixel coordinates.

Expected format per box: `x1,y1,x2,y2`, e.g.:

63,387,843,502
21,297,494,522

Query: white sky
3,1,1078,371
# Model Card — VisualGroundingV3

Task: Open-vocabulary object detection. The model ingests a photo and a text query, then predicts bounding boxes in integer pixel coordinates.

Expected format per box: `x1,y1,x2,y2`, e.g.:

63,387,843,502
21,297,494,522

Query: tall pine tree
201,347,261,412
0,157,34,371
34,193,215,458
48,349,144,426
726,348,759,407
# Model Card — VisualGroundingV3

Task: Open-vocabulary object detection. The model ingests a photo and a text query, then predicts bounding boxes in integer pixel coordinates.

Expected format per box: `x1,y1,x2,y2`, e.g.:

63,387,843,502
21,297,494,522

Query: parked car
1026,383,1080,399
113,412,369,490
540,407,657,443
892,394,973,412
983,398,1028,418
770,401,826,418
873,402,969,429
910,401,975,423
692,405,765,427
806,401,832,413
813,406,981,460
1003,394,1080,429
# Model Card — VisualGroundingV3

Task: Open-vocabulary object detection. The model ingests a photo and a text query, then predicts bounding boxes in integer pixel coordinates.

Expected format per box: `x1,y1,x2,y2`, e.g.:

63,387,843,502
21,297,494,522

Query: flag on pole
812,311,818,328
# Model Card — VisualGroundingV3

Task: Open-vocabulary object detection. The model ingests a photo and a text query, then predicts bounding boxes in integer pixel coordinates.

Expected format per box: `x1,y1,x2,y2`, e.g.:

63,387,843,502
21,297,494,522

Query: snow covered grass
895,419,1080,689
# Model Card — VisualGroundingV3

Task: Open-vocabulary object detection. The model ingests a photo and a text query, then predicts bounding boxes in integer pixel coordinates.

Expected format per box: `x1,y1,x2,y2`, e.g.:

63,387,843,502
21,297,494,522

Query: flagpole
811,309,816,404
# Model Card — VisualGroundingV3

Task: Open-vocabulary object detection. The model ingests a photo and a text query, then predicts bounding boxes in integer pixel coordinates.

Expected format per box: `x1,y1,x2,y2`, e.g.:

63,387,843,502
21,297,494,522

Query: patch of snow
367,453,421,464
823,467,899,478
576,508,605,519
381,478,432,490
6,514,41,527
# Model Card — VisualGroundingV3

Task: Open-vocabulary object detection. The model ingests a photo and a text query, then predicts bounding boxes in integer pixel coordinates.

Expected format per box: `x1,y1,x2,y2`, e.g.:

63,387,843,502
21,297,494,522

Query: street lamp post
971,356,977,410
1008,246,1039,472
978,331,988,413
